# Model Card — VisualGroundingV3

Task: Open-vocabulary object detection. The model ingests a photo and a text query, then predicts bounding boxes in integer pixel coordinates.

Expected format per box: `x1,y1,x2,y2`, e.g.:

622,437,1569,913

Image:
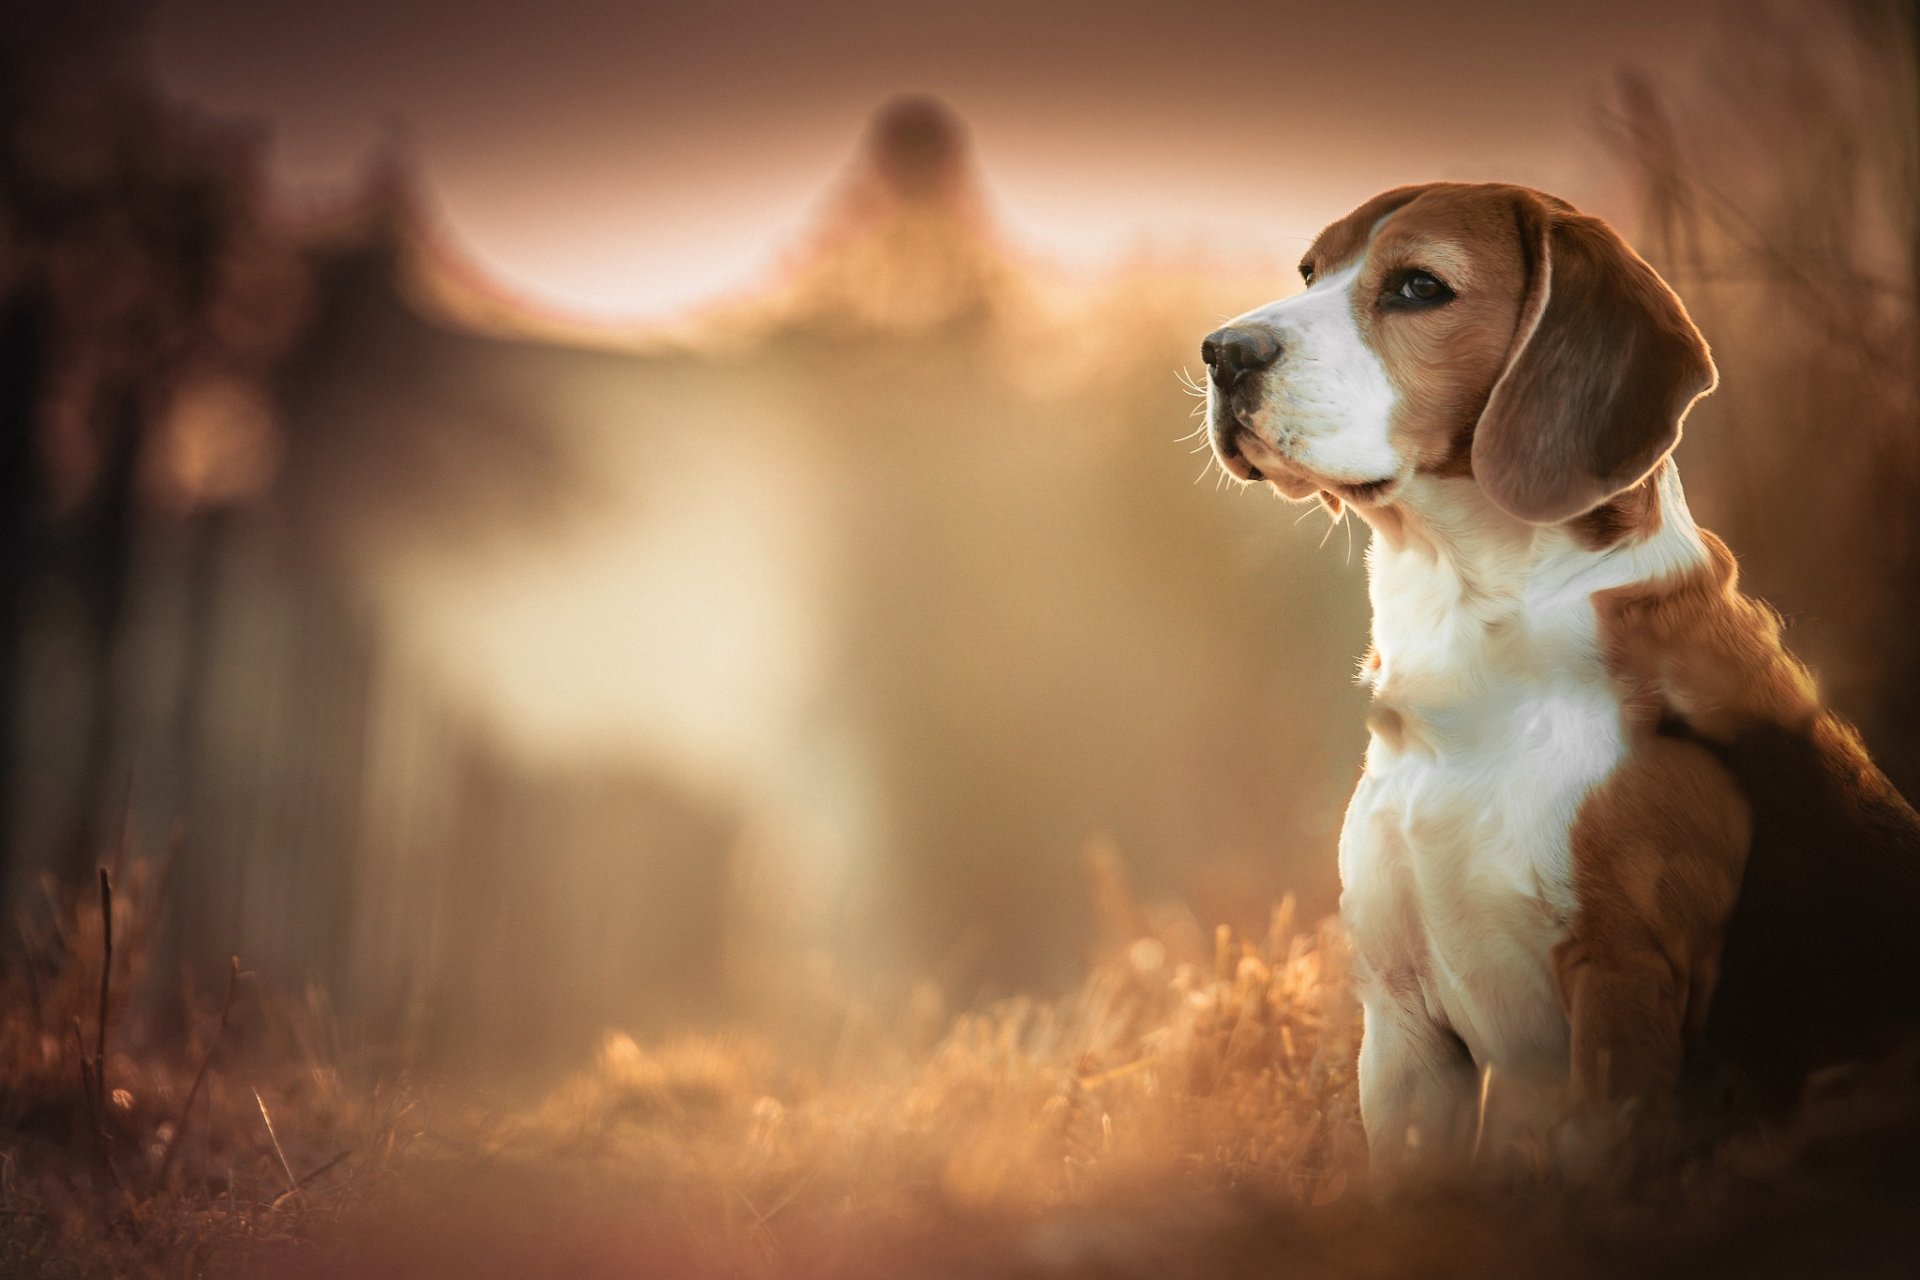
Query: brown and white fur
1202,182,1920,1184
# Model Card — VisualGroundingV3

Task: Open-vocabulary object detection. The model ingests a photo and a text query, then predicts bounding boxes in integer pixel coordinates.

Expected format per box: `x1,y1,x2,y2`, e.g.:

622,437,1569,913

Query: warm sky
149,0,1726,321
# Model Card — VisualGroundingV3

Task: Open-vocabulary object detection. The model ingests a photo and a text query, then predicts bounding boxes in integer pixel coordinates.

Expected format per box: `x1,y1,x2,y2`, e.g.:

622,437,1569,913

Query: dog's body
1340,461,1723,1166
1201,182,1920,1181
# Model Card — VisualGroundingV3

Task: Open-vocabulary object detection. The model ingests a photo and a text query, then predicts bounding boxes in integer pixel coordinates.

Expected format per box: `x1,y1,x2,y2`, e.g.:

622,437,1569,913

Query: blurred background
2,0,1916,1080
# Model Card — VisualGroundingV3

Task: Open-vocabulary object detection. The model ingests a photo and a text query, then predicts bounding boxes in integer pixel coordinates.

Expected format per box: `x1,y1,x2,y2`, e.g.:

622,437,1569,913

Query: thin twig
267,1149,354,1209
156,956,241,1184
69,1018,125,1197
93,869,112,1122
254,1089,298,1196
1470,1063,1496,1168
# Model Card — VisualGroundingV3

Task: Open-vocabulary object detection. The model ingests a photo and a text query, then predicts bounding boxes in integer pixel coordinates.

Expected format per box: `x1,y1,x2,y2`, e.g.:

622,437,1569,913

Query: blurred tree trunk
62,379,147,877
0,282,51,912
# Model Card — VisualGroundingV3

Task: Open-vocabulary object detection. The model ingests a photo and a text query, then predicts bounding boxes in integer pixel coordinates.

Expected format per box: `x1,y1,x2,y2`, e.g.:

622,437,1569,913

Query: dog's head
1203,182,1716,523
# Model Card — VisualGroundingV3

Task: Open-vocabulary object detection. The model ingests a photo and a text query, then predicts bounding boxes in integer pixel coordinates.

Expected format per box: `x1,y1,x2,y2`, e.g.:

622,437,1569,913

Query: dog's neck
1354,461,1709,703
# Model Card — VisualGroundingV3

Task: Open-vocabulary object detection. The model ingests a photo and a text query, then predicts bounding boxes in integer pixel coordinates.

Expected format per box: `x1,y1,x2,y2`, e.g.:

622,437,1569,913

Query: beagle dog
1201,183,1920,1181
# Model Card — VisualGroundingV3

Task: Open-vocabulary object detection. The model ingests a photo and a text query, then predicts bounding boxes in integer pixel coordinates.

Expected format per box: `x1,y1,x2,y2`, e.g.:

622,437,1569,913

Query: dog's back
1691,710,1920,1104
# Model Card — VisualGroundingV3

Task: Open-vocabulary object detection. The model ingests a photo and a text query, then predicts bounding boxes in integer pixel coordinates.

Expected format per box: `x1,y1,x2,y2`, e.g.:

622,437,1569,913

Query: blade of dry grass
255,1088,299,1197
268,1149,355,1210
92,868,112,1124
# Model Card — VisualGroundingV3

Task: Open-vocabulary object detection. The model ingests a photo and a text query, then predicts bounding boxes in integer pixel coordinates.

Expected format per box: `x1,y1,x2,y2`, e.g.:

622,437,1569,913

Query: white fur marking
1230,265,1401,484
1338,466,1709,1168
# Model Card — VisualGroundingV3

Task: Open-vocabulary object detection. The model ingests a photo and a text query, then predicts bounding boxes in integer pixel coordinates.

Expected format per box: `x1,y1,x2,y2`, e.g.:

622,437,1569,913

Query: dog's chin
1217,428,1401,508
1215,451,1321,501
1212,424,1305,493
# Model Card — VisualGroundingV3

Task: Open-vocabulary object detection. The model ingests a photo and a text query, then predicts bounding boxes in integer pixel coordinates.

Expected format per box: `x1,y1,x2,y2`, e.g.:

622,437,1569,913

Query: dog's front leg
1357,987,1479,1190
1550,929,1711,1184
1553,738,1751,1172
1553,939,1686,1124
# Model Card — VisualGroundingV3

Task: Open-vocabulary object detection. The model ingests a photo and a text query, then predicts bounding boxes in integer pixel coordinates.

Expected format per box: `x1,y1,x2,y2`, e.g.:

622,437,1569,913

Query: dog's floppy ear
1472,194,1716,525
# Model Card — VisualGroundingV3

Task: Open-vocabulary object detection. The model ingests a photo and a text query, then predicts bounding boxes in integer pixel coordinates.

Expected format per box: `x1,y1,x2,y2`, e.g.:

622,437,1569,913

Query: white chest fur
1337,469,1707,1076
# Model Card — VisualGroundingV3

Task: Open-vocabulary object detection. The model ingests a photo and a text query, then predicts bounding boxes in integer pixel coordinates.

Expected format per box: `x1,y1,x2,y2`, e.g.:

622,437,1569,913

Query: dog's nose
1201,326,1282,390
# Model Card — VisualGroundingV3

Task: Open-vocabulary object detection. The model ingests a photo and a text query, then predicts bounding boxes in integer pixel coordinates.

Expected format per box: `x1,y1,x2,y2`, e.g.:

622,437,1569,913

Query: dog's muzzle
1203,324,1283,480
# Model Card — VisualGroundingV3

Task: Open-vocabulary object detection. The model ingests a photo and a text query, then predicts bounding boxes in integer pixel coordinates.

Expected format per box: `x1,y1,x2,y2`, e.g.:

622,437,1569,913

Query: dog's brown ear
1472,195,1716,525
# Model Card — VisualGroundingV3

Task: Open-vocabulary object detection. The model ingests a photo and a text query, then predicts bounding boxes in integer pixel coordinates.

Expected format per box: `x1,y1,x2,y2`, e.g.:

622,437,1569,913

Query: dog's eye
1390,270,1452,306
1299,263,1315,285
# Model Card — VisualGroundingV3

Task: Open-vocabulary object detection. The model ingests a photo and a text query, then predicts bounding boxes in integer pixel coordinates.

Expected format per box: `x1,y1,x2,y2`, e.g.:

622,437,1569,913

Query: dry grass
7,855,1920,1278
0,862,412,1278
294,888,1381,1280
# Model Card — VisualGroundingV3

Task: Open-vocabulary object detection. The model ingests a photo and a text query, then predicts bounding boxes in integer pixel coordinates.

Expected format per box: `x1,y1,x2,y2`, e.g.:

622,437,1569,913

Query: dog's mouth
1209,404,1283,485
1212,428,1266,482
1211,419,1399,506
1326,476,1398,505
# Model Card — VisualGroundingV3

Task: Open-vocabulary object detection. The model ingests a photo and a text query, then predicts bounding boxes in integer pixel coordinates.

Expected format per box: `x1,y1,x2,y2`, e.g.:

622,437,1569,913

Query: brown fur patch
1360,188,1536,480
1557,737,1750,1110
1473,204,1716,524
1301,186,1427,280
1576,535,1920,1110
1569,470,1663,551
1597,532,1818,741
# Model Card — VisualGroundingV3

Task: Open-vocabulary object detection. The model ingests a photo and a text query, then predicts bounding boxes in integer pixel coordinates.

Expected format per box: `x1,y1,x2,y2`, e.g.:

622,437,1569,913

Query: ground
5,862,1920,1278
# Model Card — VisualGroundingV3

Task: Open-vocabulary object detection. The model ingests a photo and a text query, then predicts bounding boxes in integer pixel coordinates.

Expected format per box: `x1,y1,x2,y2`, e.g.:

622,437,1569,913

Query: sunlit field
10,858,1920,1278
9,858,1369,1276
